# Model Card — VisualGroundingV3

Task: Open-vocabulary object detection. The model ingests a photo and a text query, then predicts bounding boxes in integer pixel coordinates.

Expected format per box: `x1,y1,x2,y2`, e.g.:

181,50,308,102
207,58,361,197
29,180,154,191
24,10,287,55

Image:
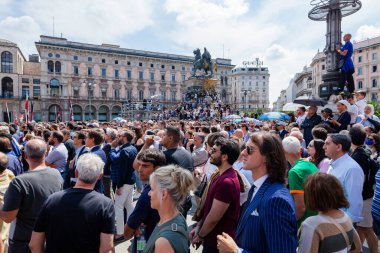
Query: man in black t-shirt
0,139,63,253
160,126,194,217
29,153,115,253
160,126,194,172
133,126,194,217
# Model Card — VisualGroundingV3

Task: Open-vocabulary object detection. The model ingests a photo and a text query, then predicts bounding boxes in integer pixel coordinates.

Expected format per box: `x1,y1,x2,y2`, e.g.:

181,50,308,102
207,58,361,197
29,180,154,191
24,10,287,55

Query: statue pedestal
183,77,218,101
318,71,341,99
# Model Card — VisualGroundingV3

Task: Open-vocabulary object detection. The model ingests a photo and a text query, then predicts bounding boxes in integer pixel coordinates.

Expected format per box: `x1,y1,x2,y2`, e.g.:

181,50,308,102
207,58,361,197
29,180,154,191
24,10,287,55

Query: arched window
224,76,228,85
1,77,13,98
50,79,60,96
1,51,13,73
221,76,224,85
84,105,96,121
111,106,121,119
98,105,109,122
55,61,61,73
358,81,363,89
72,105,82,121
139,90,144,101
47,60,54,73
373,79,378,88
49,104,61,122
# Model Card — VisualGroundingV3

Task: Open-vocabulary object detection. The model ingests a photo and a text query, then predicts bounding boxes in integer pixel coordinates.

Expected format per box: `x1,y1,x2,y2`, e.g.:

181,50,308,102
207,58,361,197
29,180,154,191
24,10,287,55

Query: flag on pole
25,92,29,123
58,101,62,122
68,96,74,121
5,100,10,123
30,101,34,122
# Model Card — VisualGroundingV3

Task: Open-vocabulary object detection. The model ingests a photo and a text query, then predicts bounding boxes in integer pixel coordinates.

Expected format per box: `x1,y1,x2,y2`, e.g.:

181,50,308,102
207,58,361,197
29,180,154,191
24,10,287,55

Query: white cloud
165,0,249,25
264,44,288,60
163,0,323,103
21,0,155,44
0,16,41,56
354,25,380,41
0,0,155,53
0,0,11,16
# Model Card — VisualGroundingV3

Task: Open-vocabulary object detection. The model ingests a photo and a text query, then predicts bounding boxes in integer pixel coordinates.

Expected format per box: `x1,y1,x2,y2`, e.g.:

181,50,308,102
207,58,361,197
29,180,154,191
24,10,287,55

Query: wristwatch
197,232,205,240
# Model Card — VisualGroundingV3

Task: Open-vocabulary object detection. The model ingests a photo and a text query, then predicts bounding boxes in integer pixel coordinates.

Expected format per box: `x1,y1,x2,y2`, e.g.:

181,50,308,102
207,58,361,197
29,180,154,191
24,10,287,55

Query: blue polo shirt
127,184,160,253
341,40,354,73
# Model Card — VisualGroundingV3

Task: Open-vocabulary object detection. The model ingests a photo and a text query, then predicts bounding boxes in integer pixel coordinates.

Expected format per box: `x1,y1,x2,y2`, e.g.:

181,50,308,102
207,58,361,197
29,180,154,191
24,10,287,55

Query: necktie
248,184,256,203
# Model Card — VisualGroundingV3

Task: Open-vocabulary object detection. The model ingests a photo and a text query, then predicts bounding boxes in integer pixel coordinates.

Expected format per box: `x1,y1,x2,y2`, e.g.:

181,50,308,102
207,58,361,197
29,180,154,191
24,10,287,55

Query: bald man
337,33,355,93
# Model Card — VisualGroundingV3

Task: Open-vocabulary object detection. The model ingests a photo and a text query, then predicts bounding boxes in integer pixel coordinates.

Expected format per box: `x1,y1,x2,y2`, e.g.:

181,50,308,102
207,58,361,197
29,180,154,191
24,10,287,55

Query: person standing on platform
337,33,355,93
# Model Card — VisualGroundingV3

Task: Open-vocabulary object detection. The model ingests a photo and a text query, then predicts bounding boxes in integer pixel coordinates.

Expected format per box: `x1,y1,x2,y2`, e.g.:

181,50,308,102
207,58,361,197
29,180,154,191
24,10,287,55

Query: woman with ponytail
143,165,193,253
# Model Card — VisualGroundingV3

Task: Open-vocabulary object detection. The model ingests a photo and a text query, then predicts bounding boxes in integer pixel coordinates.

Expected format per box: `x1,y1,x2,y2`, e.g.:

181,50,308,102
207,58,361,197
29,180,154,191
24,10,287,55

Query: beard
48,139,55,146
210,155,222,167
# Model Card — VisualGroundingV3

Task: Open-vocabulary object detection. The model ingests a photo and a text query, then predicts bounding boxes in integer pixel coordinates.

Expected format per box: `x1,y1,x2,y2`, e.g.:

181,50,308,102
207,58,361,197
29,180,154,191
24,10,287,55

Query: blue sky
1,0,379,104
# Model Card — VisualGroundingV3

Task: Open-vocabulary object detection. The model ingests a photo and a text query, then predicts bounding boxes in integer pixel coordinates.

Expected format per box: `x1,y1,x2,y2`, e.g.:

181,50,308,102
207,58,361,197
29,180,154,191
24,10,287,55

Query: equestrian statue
192,47,213,77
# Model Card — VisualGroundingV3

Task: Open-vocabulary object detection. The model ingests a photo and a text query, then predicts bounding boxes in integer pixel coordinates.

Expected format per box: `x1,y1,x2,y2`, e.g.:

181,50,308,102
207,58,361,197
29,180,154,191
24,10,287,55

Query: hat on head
321,108,333,114
337,100,350,108
276,121,286,126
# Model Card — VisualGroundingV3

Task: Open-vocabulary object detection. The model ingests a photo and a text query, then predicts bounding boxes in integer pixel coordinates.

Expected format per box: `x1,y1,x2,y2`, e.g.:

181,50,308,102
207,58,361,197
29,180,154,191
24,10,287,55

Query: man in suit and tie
69,131,88,186
85,129,107,193
217,132,297,253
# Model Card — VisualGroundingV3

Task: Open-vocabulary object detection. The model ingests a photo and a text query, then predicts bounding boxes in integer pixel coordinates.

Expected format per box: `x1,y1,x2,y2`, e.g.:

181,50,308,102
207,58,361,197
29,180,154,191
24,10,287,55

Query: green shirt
143,214,189,253
288,159,318,228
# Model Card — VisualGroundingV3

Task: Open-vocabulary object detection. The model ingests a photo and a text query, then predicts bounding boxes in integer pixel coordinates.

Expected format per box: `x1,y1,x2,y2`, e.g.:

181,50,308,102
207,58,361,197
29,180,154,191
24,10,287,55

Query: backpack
369,156,380,190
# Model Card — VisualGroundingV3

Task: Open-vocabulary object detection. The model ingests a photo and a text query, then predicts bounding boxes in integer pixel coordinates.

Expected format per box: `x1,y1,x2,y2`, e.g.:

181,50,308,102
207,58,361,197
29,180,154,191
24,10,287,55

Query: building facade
310,51,326,98
310,36,380,101
272,68,309,112
0,35,234,122
229,58,270,112
353,36,380,102
294,66,312,98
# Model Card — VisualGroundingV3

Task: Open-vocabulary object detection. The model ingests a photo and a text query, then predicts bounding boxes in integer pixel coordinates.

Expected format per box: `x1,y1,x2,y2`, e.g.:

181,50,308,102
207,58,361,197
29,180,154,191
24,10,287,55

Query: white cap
337,100,350,108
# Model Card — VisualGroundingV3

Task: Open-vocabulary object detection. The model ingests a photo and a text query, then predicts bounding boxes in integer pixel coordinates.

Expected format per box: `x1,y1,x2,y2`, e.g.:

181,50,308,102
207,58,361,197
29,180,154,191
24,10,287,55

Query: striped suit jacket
235,178,297,253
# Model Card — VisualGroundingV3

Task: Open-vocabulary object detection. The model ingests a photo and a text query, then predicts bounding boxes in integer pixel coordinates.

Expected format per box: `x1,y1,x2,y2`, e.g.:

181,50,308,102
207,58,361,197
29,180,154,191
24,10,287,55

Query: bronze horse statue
192,48,213,76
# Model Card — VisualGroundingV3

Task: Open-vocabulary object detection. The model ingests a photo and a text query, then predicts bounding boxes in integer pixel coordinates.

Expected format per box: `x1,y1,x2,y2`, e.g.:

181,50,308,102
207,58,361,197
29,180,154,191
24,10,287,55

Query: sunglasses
308,143,314,148
245,146,255,155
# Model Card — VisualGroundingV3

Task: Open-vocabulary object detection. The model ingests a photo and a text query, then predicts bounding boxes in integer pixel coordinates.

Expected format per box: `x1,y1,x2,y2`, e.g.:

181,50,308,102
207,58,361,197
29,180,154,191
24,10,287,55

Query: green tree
367,101,380,118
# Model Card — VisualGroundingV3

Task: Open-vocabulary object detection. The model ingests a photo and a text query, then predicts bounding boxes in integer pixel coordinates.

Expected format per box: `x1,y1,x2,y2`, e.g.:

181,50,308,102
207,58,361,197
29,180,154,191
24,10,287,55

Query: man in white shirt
295,107,307,127
347,94,358,126
324,134,364,223
45,131,68,175
355,90,367,115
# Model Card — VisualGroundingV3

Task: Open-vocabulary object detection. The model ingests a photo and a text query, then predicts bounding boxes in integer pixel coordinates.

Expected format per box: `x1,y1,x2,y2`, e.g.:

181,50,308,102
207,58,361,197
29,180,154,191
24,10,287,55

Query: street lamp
84,81,96,121
241,89,250,112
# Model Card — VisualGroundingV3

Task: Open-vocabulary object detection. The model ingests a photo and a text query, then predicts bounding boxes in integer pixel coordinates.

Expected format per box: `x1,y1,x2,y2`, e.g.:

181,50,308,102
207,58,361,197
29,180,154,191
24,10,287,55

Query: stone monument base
319,71,341,99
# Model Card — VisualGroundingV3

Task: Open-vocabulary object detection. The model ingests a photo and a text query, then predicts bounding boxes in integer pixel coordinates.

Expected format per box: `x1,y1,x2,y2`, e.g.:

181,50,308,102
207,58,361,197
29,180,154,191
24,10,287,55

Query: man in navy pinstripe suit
217,132,297,253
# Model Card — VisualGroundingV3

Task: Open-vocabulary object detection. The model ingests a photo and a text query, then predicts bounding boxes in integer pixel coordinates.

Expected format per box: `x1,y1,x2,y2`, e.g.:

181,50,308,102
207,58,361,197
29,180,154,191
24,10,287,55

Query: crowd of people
0,89,379,252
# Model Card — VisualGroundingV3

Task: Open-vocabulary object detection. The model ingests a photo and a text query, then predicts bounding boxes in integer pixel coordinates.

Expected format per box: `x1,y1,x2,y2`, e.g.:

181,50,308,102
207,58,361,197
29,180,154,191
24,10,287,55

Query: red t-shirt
201,167,241,248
